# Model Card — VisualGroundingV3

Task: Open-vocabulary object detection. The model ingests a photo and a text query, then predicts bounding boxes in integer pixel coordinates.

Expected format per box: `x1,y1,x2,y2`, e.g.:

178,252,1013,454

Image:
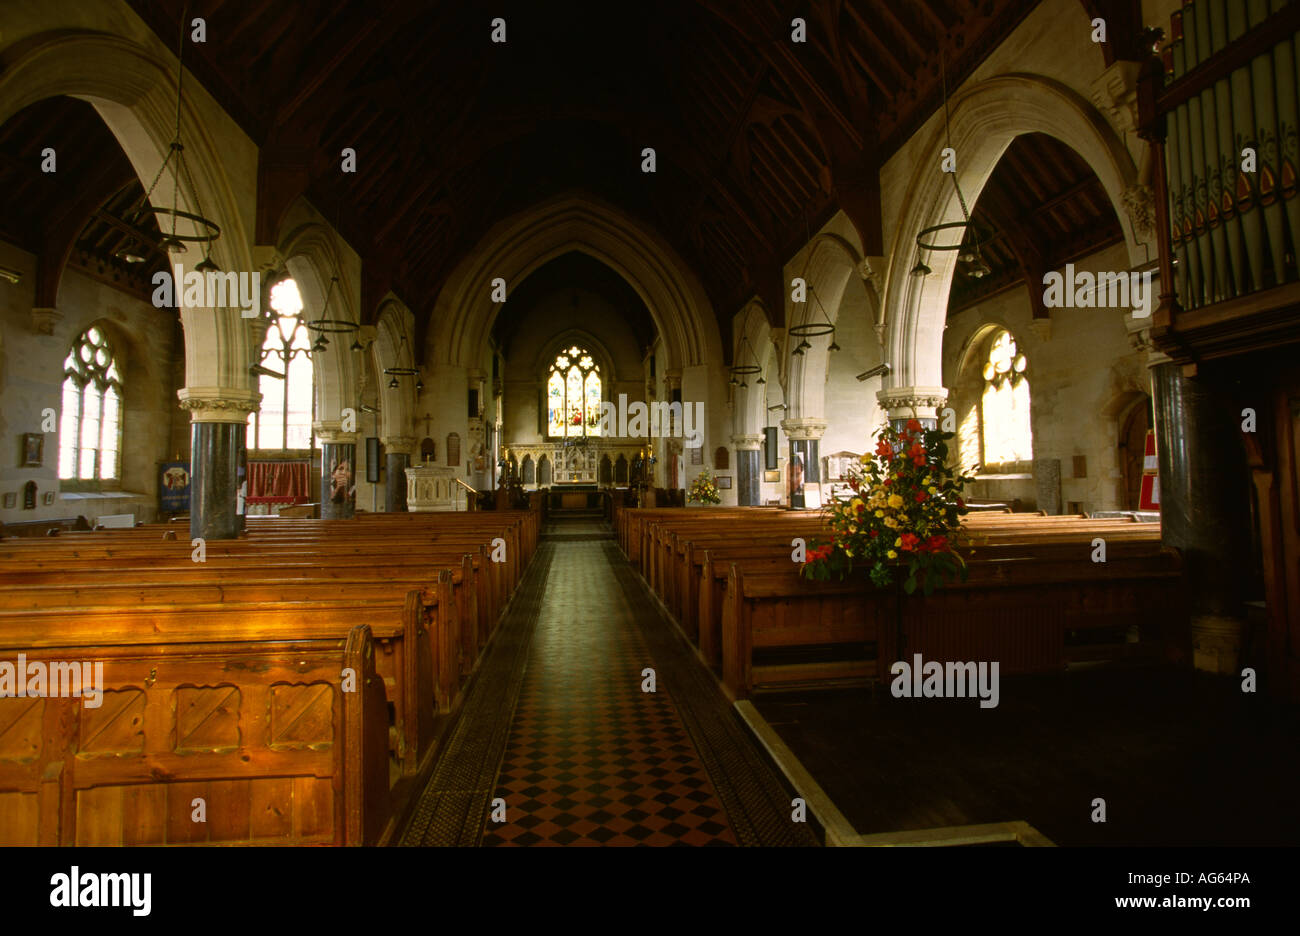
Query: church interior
0,0,1298,850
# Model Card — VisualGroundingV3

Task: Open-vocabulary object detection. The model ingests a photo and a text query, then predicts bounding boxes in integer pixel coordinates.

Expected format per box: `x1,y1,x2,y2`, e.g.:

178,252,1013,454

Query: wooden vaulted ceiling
947,132,1125,315
117,0,1045,351
0,97,169,306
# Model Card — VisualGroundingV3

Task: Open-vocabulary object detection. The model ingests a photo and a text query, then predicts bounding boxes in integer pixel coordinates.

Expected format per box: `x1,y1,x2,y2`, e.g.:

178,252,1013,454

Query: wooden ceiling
0,97,168,306
117,0,1041,344
0,1,1145,357
947,132,1125,315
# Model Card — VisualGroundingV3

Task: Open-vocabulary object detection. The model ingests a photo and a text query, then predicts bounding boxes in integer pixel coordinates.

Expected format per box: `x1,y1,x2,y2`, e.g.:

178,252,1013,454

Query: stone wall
942,241,1151,513
0,240,180,528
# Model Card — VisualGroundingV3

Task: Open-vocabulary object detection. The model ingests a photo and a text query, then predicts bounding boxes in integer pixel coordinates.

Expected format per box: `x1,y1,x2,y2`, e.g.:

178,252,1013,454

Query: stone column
1150,360,1251,674
781,418,826,509
382,436,415,512
876,386,949,431
732,433,764,506
663,370,682,492
178,389,259,541
318,427,358,520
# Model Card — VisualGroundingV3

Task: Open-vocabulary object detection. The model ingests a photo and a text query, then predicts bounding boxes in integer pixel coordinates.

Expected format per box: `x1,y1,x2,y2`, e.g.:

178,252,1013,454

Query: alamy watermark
598,394,705,448
50,867,150,916
890,653,999,708
1042,264,1153,318
0,654,103,708
151,263,261,318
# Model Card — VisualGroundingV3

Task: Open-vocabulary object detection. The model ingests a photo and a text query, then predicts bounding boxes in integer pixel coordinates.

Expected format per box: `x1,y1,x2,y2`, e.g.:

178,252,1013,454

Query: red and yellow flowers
800,419,975,594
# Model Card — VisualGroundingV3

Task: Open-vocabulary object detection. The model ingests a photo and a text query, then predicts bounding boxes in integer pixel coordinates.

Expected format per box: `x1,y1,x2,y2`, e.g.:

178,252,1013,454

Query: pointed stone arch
372,297,417,443
276,206,362,432
429,193,719,374
0,29,257,399
732,298,775,437
785,234,863,421
879,74,1140,418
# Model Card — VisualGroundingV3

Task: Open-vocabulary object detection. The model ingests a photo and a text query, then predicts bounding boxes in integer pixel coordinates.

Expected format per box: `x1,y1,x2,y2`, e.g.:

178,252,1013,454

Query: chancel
0,0,1297,854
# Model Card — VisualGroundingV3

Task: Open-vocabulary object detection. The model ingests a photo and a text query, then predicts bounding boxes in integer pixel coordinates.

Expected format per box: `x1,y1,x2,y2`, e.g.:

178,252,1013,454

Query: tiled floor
402,517,815,847
482,538,737,846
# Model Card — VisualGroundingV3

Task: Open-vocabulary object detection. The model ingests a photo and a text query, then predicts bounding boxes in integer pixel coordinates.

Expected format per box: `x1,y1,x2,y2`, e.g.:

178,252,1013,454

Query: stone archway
429,193,719,373
0,26,259,538
785,233,862,421
878,75,1141,421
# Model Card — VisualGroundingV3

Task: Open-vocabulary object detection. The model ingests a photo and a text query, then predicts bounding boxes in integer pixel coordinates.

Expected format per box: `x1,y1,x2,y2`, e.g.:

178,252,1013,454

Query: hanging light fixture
127,3,221,270
728,334,763,387
383,321,420,389
911,55,996,280
307,199,359,344
789,284,837,356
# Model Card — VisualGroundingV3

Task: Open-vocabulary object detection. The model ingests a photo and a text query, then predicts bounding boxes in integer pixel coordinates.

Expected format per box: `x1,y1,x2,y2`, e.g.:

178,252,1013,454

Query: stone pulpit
406,465,458,512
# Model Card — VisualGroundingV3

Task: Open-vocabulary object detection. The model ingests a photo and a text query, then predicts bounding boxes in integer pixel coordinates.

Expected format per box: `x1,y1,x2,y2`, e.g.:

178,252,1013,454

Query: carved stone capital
875,386,948,420
315,422,358,445
1121,184,1156,244
381,436,417,450
177,387,261,423
779,418,828,441
31,307,62,335
730,433,764,451
1090,60,1142,133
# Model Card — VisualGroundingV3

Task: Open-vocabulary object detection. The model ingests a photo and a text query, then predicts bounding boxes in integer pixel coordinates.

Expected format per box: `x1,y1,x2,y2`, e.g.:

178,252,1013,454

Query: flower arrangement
687,469,721,505
800,419,975,595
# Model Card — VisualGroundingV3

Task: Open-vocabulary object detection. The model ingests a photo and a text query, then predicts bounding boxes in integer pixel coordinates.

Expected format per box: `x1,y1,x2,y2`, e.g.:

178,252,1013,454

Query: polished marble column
179,390,258,541
1151,361,1252,673
781,419,826,509
732,434,763,506
320,432,358,520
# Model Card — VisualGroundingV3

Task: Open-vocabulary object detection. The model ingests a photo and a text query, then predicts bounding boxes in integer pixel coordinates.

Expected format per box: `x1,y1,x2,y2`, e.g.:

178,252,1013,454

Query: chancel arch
429,194,719,374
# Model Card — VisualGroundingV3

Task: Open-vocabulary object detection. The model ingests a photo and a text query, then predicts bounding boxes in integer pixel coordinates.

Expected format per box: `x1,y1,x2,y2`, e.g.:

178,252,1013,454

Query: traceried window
546,345,602,438
980,329,1032,467
247,279,315,450
59,326,122,482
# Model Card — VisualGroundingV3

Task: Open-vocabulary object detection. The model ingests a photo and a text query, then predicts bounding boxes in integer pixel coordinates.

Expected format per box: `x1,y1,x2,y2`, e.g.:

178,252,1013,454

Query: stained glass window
247,279,315,450
59,326,122,482
546,345,601,438
980,330,1032,467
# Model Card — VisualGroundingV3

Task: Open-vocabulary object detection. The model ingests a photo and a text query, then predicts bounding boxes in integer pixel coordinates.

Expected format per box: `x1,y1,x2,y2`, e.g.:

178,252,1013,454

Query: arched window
546,345,602,438
980,330,1032,468
247,279,314,450
59,326,122,482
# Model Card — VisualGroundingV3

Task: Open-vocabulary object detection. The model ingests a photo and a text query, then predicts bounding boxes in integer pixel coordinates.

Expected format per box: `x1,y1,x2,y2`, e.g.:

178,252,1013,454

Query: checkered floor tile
481,537,738,846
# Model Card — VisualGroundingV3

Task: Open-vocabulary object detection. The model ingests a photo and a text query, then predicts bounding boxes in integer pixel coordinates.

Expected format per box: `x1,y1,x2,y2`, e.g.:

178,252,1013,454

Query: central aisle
400,519,816,847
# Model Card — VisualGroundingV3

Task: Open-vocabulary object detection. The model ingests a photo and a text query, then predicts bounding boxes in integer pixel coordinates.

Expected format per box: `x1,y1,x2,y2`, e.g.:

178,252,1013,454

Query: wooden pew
0,509,541,845
0,624,390,845
720,547,1185,698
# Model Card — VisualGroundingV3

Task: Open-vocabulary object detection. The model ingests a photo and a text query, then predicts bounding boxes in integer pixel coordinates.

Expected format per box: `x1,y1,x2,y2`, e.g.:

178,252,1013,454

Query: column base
1190,615,1245,676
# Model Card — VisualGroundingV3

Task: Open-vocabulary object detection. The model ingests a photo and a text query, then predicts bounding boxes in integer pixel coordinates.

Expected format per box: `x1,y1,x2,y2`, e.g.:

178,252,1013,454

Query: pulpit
406,465,458,512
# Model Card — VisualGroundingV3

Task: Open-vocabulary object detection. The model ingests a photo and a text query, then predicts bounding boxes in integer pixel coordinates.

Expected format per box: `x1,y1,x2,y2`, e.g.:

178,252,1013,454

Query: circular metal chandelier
383,326,422,391
728,334,764,388
126,5,221,272
790,284,840,356
910,56,995,280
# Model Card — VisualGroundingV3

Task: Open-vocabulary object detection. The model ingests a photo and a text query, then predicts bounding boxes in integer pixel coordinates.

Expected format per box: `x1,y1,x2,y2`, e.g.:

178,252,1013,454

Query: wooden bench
721,548,1186,698
0,509,541,845
0,624,389,845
